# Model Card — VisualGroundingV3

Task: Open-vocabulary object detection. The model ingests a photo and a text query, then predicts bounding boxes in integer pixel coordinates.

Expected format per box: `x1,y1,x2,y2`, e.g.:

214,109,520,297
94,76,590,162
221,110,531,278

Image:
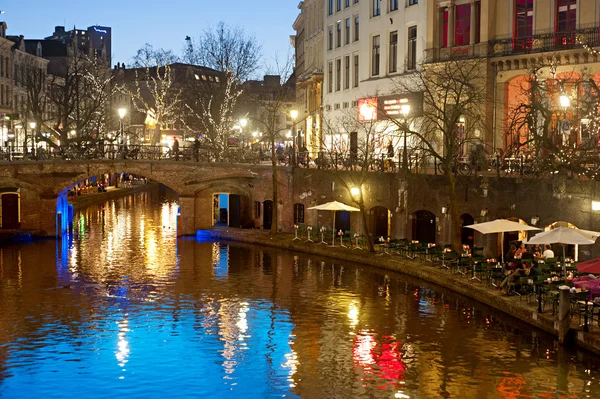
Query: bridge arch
0,160,277,237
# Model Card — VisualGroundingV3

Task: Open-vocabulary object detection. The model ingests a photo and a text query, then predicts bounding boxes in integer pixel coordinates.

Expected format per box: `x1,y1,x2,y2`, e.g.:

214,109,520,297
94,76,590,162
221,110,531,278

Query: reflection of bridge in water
0,159,289,237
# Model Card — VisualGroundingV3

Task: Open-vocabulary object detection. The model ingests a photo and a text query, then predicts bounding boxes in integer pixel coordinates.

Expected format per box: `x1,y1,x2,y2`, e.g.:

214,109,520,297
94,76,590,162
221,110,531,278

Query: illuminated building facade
322,0,426,153
425,0,600,154
293,0,325,156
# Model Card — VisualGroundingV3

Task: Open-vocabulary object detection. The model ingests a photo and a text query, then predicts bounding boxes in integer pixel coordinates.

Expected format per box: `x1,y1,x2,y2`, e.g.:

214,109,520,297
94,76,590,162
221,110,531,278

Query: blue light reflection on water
1,191,299,399
4,189,600,398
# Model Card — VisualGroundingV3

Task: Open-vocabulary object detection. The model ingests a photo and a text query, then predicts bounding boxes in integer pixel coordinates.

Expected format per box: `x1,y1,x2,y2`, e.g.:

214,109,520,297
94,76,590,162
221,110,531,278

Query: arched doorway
1,193,19,229
335,210,350,232
412,210,436,244
370,206,390,238
293,203,305,224
460,213,475,247
263,200,273,230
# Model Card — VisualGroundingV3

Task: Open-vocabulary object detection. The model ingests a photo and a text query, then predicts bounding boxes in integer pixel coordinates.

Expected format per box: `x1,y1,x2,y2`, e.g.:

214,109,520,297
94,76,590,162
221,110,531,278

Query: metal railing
489,26,600,57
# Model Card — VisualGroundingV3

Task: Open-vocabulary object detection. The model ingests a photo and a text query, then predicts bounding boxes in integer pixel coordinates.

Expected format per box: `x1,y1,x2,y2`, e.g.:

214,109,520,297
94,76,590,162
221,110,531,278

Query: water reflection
0,189,600,397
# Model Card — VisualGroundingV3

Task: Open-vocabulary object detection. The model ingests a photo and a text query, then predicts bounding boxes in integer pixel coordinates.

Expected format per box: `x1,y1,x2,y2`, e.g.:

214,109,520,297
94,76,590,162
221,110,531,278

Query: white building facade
323,0,426,153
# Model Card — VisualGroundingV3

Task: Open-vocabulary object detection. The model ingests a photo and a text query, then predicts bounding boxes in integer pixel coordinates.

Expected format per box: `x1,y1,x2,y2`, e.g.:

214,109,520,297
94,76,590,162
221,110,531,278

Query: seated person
528,262,541,279
532,244,542,258
500,263,528,294
505,244,517,262
543,244,555,259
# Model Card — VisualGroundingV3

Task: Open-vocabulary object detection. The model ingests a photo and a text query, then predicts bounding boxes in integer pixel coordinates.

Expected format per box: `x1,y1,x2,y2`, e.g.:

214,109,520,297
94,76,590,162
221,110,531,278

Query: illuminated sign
93,27,108,34
381,97,409,118
357,97,378,121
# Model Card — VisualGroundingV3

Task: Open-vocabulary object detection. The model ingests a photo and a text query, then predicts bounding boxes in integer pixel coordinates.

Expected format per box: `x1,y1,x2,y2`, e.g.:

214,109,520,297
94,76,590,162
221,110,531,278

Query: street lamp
350,186,361,198
400,104,411,174
29,122,37,155
239,118,248,147
290,110,299,166
118,108,127,144
559,95,570,108
559,95,570,146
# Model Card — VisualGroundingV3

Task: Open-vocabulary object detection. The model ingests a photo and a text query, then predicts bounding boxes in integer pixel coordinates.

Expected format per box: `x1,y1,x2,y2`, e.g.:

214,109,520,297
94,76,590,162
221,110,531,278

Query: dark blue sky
3,0,296,76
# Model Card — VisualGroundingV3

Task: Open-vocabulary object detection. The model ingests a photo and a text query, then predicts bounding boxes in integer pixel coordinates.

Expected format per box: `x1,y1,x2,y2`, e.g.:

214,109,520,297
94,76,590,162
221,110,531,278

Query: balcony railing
489,26,600,57
425,26,600,62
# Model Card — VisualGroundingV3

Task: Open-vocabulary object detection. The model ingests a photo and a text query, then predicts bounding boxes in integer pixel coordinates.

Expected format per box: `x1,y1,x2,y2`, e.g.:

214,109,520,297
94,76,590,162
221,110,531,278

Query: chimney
54,26,65,35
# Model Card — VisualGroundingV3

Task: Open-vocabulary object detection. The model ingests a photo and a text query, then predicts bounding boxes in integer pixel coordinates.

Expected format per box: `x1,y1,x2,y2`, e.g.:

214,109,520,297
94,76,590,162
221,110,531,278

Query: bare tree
183,71,243,161
389,59,489,250
120,46,183,145
14,56,47,149
243,62,294,234
319,113,394,252
131,43,179,68
45,47,115,150
183,22,262,82
505,61,600,177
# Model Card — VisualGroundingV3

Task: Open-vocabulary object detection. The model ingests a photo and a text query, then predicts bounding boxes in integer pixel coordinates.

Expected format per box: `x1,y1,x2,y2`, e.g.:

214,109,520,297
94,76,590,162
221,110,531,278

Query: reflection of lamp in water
348,301,359,327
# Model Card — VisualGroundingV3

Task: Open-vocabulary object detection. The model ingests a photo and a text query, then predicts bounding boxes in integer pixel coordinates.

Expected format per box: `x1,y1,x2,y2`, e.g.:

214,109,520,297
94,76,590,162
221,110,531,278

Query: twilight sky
3,0,297,77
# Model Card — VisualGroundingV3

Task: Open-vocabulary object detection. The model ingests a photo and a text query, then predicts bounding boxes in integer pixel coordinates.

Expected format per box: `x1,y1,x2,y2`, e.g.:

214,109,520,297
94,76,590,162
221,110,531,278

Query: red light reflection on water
352,331,406,389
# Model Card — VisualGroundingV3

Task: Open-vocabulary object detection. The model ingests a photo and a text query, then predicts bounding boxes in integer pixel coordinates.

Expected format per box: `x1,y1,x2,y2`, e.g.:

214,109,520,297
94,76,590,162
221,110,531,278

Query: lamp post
239,118,248,148
118,108,127,145
559,94,570,147
290,109,299,166
400,104,411,174
29,121,37,156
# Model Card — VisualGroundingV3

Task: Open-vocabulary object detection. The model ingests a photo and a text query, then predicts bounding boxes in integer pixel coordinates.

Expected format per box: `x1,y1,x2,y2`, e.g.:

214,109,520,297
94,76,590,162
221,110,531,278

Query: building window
354,16,360,41
328,26,334,50
293,204,305,224
329,0,334,15
389,31,398,73
556,0,577,33
328,61,333,93
337,0,342,12
345,0,350,7
344,55,350,89
337,22,342,47
345,18,351,45
390,0,398,12
409,0,418,5
442,8,449,48
372,35,380,76
455,4,471,46
254,201,261,218
475,0,481,43
353,54,359,87
336,58,341,91
407,26,417,70
373,0,381,17
514,0,534,49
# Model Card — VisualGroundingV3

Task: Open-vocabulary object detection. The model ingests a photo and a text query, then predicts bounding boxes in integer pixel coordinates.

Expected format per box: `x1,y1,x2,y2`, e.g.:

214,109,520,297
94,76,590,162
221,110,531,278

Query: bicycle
436,159,473,176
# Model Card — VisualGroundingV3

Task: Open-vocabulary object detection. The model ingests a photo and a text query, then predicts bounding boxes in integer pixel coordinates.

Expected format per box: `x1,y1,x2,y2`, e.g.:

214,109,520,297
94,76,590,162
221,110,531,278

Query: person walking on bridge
172,137,180,161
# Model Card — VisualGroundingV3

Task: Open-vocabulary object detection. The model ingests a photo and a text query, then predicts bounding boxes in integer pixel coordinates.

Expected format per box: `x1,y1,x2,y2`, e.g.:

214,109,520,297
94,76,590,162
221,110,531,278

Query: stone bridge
0,160,292,237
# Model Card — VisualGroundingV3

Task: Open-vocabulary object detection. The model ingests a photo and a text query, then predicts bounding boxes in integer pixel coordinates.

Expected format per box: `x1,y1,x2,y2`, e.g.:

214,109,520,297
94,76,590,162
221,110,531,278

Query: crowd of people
498,243,557,295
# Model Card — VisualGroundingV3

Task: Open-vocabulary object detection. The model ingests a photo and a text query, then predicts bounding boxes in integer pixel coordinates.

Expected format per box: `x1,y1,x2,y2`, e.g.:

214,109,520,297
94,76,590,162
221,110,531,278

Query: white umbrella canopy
524,227,599,246
465,219,541,234
464,219,541,263
308,201,360,245
523,226,600,277
307,201,360,212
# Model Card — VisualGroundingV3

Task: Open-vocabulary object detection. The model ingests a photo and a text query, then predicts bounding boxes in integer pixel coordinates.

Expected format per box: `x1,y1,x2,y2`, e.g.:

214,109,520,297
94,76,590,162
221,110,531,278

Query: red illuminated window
514,0,533,50
442,8,449,48
557,0,577,33
455,4,471,46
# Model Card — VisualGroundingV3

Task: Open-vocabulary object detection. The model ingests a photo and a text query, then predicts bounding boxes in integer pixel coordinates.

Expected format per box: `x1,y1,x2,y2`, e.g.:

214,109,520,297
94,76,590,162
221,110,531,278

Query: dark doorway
460,213,475,247
335,210,350,232
371,206,389,238
263,200,273,230
293,203,305,224
229,195,241,228
2,194,19,230
412,210,436,244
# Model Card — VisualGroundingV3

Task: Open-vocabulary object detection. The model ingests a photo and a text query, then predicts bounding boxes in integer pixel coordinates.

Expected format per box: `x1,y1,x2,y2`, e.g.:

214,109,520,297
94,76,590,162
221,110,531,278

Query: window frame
372,35,380,76
389,30,398,73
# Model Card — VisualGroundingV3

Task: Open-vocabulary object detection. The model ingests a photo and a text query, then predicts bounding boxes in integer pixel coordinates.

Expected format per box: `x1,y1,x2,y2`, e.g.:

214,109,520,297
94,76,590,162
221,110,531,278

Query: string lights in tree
576,34,600,55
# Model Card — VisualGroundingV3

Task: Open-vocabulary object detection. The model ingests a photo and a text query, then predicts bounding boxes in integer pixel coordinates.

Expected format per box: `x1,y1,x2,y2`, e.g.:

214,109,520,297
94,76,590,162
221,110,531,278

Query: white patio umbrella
464,219,541,263
524,227,600,276
308,201,360,245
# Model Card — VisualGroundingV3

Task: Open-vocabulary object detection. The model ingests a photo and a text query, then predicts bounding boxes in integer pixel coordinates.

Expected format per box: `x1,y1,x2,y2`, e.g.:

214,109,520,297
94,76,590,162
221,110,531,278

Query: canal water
1,189,600,398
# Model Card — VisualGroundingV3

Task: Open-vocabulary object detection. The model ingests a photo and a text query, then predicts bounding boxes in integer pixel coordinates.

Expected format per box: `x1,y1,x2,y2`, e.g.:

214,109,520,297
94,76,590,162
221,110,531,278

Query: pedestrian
172,137,180,161
193,138,200,162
